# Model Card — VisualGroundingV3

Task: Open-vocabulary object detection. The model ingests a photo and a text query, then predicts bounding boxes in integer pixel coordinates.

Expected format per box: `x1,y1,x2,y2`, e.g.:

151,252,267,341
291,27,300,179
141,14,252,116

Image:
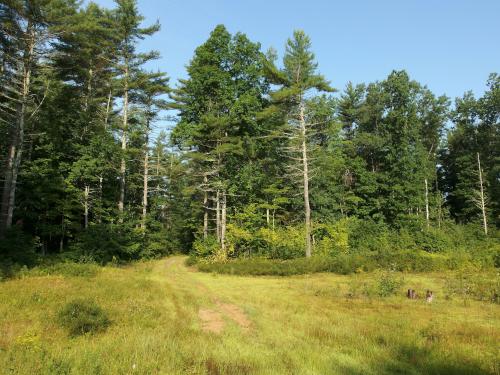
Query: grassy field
0,256,498,375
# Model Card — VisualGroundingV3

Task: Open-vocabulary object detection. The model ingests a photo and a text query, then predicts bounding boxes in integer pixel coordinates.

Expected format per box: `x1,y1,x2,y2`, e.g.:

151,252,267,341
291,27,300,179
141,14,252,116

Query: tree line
0,0,498,265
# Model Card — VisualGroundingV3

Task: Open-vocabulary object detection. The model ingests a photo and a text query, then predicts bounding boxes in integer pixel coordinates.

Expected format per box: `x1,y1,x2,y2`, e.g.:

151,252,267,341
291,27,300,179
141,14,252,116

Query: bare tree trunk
0,26,34,236
118,63,129,216
299,102,312,258
0,140,16,237
477,153,488,235
84,185,89,229
221,191,226,251
435,177,441,229
141,137,149,230
216,189,221,244
203,175,208,240
425,178,430,229
84,68,93,113
98,176,103,224
266,207,270,226
59,215,64,252
104,86,112,130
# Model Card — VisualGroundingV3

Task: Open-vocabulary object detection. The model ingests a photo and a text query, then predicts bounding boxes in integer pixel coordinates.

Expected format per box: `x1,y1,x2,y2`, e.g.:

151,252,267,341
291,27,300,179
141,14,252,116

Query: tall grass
0,257,498,374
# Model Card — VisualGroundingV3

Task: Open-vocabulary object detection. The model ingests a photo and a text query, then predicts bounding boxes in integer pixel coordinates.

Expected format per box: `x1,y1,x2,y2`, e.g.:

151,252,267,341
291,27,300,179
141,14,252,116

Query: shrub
377,271,404,297
0,227,39,267
193,235,220,258
414,228,453,253
68,224,142,264
313,220,350,255
256,227,305,259
57,299,110,336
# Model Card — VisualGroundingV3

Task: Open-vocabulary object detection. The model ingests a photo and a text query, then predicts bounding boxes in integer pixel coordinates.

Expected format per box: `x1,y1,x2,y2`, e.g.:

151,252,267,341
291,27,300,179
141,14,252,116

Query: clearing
0,256,498,374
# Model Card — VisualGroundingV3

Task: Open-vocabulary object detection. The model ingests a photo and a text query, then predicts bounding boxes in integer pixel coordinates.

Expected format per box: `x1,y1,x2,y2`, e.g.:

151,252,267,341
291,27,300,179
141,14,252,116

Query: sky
90,0,499,132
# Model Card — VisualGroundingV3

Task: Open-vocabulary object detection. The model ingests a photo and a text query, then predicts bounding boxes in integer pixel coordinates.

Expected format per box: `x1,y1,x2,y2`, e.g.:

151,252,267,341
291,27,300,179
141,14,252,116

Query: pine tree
263,30,334,257
112,0,160,218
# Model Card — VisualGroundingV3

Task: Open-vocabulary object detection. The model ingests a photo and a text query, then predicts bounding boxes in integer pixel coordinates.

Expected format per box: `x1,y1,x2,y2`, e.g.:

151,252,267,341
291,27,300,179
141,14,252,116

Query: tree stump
407,289,417,299
426,290,433,303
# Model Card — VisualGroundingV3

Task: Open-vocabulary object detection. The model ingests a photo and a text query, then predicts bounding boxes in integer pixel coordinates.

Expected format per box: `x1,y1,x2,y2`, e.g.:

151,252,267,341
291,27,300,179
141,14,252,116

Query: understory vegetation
191,219,498,276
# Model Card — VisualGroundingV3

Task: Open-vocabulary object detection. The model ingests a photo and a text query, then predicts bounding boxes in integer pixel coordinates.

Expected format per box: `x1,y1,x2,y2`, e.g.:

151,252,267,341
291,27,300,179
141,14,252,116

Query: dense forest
1,0,498,273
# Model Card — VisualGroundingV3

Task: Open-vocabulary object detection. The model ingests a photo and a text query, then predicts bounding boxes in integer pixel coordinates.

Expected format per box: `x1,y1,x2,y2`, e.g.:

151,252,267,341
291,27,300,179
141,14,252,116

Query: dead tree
476,152,488,235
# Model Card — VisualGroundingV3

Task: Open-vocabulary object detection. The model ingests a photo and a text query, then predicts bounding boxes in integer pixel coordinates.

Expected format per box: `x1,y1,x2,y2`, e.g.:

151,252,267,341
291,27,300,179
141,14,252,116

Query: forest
0,0,498,273
1,1,499,374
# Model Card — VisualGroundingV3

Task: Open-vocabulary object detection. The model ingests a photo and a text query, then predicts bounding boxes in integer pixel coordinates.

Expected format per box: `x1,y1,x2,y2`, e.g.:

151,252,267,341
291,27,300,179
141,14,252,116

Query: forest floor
0,256,498,375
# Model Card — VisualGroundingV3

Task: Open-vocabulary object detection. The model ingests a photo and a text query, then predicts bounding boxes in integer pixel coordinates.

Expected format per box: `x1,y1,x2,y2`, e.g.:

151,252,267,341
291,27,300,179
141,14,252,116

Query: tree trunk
299,101,312,258
477,153,488,235
221,191,226,251
84,185,89,229
0,24,34,236
118,63,129,216
104,86,112,130
141,127,149,231
0,139,16,237
435,177,441,229
266,207,270,226
216,189,221,243
203,175,208,240
424,178,430,229
98,175,103,224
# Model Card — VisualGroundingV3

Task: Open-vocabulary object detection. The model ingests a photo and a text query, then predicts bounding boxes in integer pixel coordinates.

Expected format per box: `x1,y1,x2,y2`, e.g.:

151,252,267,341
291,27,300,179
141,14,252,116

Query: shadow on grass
338,343,491,375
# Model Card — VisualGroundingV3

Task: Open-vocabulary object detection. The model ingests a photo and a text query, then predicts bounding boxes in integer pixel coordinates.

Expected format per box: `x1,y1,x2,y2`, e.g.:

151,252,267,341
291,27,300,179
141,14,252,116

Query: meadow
0,256,498,375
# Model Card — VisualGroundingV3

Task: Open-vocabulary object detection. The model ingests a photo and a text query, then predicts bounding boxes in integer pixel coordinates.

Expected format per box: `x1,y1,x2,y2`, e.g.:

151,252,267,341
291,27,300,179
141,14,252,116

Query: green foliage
255,227,305,259
445,269,500,304
0,227,38,266
376,271,404,297
195,256,336,276
67,224,143,264
193,236,221,258
57,299,110,336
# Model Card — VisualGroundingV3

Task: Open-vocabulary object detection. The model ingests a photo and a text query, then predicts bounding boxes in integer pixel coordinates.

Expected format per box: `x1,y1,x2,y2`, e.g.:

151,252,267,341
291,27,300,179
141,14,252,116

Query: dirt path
162,256,252,334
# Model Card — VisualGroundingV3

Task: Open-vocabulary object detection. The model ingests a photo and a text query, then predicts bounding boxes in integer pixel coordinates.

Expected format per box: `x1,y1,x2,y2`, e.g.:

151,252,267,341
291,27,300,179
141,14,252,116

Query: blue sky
91,0,499,132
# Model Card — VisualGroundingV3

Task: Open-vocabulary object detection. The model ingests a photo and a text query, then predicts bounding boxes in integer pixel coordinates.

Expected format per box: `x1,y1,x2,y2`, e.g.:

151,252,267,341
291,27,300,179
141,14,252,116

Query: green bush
377,271,404,297
193,235,220,258
0,227,39,279
68,224,142,264
57,299,110,336
185,255,197,267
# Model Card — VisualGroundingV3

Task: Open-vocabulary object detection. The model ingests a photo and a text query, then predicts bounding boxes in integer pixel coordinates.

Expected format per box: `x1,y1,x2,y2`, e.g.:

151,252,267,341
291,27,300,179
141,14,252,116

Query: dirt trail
198,309,225,333
163,256,252,334
215,301,251,331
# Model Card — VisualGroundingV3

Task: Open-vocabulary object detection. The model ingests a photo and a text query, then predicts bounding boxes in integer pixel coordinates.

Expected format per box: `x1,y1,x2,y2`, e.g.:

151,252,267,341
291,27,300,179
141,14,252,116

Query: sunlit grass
0,257,498,374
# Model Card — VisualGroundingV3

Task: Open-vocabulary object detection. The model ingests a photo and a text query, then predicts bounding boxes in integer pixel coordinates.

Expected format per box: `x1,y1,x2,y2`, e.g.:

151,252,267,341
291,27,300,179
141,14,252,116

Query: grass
0,256,498,374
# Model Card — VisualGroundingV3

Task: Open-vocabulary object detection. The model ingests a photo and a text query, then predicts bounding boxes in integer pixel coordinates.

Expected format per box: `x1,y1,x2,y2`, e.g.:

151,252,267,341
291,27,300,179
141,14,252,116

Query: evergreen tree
263,30,334,257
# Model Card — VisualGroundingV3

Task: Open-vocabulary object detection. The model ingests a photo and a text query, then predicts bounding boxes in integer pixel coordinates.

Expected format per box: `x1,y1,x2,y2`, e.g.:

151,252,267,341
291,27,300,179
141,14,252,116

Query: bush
0,227,39,279
68,224,142,264
57,299,110,336
377,271,404,297
193,235,221,258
